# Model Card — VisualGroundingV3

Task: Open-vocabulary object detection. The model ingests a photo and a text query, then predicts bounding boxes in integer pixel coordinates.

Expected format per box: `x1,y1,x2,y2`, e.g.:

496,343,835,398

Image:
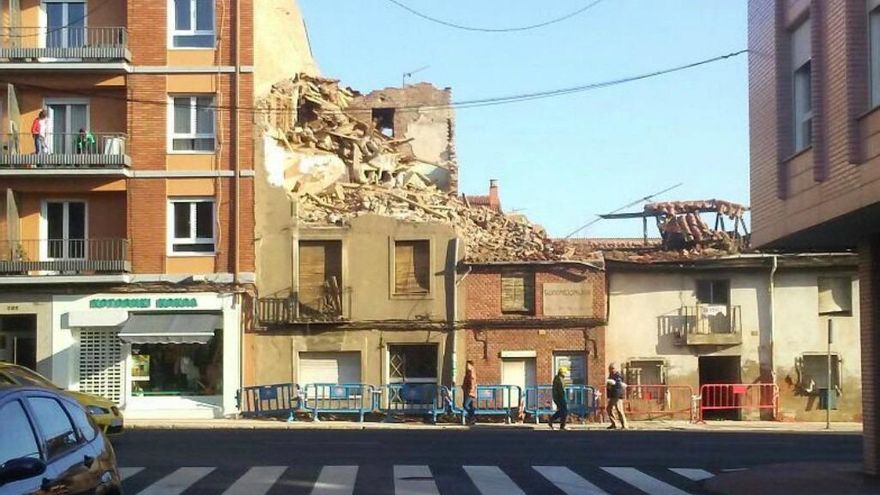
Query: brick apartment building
0,0,311,418
748,0,880,473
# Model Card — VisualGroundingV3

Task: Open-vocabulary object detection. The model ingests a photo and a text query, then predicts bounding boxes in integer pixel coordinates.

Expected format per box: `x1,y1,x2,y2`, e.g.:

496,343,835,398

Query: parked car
0,362,123,436
0,384,123,495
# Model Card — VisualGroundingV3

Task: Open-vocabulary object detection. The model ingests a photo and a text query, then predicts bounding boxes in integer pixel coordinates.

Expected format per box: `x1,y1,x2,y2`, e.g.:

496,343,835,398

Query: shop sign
89,297,198,309
542,283,594,317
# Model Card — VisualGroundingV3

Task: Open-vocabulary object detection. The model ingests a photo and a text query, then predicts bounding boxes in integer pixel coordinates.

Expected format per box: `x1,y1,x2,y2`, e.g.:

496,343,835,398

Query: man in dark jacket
548,367,568,430
606,363,628,429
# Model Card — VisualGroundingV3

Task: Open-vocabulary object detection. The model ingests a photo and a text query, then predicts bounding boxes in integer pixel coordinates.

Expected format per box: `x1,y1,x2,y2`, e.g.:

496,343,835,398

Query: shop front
51,292,241,419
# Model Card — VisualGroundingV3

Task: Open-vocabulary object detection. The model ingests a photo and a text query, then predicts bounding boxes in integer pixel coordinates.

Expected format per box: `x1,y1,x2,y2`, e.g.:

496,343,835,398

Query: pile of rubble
645,199,748,252
258,73,567,262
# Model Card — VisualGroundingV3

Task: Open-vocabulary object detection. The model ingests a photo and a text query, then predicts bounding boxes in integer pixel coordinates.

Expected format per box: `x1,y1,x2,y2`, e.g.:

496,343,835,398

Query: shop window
818,277,852,315
388,344,438,384
696,279,729,305
298,240,343,318
393,240,430,295
168,198,215,254
797,353,841,392
170,0,215,48
625,359,666,386
501,270,535,314
130,330,223,397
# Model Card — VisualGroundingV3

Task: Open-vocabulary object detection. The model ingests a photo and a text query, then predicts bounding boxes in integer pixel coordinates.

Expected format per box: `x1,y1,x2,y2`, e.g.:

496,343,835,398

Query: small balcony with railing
0,238,130,276
1,131,129,169
258,285,348,326
679,304,742,346
0,25,130,64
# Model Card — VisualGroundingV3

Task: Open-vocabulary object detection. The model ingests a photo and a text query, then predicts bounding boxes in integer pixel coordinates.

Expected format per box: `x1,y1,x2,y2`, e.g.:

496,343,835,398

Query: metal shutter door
77,328,123,403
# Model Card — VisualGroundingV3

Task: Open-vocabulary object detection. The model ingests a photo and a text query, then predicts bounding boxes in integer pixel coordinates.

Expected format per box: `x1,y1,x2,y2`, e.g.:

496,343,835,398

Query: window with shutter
298,240,343,317
394,240,430,295
501,270,535,314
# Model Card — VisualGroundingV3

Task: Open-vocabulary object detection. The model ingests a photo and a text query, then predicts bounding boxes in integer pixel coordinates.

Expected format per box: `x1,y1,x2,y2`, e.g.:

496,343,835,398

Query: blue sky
297,0,748,238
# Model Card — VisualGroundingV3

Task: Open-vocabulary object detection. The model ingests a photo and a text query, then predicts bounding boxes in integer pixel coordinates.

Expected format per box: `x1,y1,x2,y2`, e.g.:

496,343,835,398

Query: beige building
606,253,861,422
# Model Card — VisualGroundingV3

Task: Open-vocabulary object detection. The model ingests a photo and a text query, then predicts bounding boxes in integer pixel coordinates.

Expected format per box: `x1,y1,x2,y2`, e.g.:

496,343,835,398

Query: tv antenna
402,65,430,87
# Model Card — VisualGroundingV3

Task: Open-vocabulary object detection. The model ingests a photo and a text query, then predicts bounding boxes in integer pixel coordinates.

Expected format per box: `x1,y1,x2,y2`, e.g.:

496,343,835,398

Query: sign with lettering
542,283,594,317
89,298,198,309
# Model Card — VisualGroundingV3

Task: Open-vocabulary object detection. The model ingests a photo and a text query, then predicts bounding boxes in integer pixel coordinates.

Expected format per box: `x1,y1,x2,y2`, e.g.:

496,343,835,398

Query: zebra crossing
119,464,722,494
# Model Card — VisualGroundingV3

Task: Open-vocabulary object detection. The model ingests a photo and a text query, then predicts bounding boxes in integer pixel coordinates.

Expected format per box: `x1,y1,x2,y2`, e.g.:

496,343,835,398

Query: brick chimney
489,179,501,212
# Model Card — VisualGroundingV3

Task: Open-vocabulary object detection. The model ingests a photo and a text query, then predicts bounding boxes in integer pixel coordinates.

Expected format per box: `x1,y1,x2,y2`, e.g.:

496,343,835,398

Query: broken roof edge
460,259,606,272
604,251,857,270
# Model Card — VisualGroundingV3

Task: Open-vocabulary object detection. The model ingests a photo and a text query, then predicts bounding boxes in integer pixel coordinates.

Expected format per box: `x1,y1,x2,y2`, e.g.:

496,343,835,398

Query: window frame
695,279,730,306
869,0,880,108
25,395,83,462
168,0,216,49
798,352,842,392
790,18,812,153
167,197,216,256
500,269,536,314
625,359,667,386
389,238,433,298
0,398,44,466
167,95,216,154
818,276,854,316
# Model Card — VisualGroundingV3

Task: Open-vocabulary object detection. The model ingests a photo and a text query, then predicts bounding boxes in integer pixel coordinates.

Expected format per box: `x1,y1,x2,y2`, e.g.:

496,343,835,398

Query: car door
0,397,47,495
25,394,99,494
62,397,120,493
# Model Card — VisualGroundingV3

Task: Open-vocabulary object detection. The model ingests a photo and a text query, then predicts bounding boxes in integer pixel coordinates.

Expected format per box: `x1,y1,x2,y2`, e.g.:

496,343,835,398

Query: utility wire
564,183,683,239
0,49,747,116
384,0,606,33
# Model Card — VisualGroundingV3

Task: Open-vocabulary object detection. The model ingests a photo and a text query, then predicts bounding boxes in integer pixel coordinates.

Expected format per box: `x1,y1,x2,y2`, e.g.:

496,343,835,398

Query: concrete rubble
257,73,568,262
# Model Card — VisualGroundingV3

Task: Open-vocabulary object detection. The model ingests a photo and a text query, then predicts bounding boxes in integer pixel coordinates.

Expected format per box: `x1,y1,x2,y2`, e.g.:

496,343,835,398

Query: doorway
699,355,742,420
0,315,38,370
45,1,86,50
46,100,88,154
43,200,87,260
501,357,536,407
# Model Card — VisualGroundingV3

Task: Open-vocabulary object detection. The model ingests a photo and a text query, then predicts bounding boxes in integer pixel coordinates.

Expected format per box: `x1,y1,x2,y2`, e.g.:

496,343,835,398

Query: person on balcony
76,128,97,154
31,110,48,155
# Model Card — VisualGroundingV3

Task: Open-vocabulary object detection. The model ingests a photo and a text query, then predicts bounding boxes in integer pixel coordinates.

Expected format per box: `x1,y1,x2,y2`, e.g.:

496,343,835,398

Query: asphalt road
112,429,863,494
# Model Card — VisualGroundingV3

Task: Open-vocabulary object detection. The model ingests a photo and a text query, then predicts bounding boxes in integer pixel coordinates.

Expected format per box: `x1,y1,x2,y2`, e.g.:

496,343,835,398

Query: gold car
0,361,123,435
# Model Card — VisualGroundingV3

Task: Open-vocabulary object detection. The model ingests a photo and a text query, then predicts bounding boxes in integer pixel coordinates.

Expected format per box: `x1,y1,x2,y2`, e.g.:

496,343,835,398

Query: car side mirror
0,457,47,485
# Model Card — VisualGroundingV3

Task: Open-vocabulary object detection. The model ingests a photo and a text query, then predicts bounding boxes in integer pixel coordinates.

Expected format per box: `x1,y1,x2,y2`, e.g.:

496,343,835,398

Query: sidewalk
703,463,880,495
124,417,864,433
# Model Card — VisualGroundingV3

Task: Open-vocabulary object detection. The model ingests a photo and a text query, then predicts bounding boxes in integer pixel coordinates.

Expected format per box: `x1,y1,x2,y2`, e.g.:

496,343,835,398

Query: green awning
118,313,221,344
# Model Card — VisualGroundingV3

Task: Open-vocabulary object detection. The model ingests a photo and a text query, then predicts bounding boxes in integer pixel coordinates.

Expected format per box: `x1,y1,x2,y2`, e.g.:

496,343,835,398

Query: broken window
388,344,438,384
797,353,841,392
696,280,729,305
298,240,343,318
372,107,395,137
625,359,666,387
501,270,535,314
818,277,853,315
394,240,430,295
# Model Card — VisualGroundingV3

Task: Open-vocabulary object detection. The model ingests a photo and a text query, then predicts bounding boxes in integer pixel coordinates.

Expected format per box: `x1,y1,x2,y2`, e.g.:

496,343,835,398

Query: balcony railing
0,27,130,62
258,295,346,325
0,239,130,275
681,304,742,345
0,133,129,169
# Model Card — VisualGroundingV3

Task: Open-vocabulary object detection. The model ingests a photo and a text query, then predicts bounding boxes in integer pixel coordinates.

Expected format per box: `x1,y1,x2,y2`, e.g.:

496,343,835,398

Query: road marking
394,465,439,495
135,467,214,495
533,466,609,495
119,467,144,481
669,468,715,481
311,466,359,495
464,466,525,495
223,466,287,495
601,467,692,495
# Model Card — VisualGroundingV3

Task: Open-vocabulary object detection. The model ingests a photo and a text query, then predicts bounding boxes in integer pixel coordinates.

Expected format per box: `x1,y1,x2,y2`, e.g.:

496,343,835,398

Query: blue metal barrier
237,383,301,421
303,383,375,422
525,384,598,424
375,384,464,423
474,385,523,424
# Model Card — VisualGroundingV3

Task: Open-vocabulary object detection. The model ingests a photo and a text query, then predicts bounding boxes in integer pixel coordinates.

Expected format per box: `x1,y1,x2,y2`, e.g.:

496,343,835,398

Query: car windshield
3,366,61,389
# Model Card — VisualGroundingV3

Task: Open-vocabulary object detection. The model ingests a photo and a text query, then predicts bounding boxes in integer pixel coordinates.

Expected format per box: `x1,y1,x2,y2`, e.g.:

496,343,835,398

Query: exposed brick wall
128,179,166,274
860,239,879,475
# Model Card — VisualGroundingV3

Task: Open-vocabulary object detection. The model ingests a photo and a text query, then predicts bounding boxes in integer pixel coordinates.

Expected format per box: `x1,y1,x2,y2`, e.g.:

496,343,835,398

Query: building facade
0,0,313,418
749,0,880,471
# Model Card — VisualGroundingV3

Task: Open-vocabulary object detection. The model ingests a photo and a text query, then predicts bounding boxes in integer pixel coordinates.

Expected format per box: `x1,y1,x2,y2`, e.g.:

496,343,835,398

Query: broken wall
253,0,320,96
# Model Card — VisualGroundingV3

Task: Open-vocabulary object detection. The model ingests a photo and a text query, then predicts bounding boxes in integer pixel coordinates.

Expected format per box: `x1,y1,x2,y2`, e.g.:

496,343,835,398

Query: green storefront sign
89,298,198,309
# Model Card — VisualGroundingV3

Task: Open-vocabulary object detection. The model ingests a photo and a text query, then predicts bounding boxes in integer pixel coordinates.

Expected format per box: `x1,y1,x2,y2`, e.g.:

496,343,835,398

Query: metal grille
78,328,123,403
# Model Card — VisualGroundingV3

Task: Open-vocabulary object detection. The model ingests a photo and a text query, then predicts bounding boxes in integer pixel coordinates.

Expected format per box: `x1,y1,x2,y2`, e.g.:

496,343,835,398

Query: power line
564,183,683,239
0,49,747,117
384,0,606,33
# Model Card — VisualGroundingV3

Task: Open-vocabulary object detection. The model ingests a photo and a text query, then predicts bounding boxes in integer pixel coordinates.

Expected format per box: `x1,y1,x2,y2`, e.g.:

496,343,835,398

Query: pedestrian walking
31,110,48,155
548,367,568,430
462,360,477,424
606,363,629,430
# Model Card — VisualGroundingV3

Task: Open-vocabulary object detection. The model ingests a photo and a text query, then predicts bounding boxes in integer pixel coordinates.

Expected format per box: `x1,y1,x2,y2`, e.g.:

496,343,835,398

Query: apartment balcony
257,296,347,325
0,238,130,275
0,133,130,173
680,304,742,346
0,27,130,64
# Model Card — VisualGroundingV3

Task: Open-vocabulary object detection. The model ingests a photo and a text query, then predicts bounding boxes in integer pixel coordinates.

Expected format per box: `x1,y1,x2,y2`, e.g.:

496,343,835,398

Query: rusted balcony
258,296,347,325
0,133,130,170
0,26,130,63
682,304,742,346
0,238,130,275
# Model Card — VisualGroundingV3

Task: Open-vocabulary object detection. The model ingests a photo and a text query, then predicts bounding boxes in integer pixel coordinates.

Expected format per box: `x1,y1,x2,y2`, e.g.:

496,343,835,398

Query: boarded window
818,277,852,315
394,240,430,295
298,240,342,317
501,271,535,313
696,279,729,305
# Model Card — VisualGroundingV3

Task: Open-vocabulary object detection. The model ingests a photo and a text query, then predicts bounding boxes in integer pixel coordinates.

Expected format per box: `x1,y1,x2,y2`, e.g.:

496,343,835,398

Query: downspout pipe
451,246,472,386
768,255,778,384
233,0,241,283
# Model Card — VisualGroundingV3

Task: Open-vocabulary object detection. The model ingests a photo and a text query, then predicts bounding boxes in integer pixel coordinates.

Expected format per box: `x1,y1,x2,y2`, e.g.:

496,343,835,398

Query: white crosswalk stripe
464,465,525,495
533,466,610,495
135,467,215,495
119,467,144,481
312,465,359,495
602,467,693,495
223,466,288,495
394,465,440,495
669,468,715,482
